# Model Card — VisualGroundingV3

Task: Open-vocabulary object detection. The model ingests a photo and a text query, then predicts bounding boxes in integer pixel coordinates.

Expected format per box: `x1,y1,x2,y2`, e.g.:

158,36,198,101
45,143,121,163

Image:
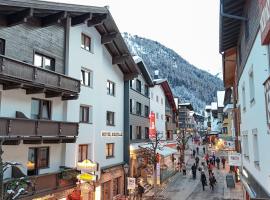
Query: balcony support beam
7,8,34,27
71,13,92,26
112,55,129,65
26,88,46,95
101,32,118,44
41,11,67,27
87,14,107,27
3,83,23,90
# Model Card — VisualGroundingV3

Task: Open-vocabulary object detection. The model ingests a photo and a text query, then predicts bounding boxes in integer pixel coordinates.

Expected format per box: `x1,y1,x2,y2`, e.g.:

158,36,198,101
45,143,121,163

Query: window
130,125,133,140
136,80,141,92
81,68,93,87
81,33,91,52
78,144,88,162
136,126,142,139
242,133,249,159
80,105,93,123
145,127,149,139
249,69,255,104
136,102,142,115
107,80,115,96
242,85,246,111
130,99,133,113
156,95,159,103
161,114,163,120
252,129,260,166
106,143,114,158
113,177,121,196
31,99,51,120
27,147,49,175
161,98,163,105
145,105,149,117
34,53,55,71
151,92,154,100
107,111,115,126
156,113,159,119
130,79,135,88
145,85,149,97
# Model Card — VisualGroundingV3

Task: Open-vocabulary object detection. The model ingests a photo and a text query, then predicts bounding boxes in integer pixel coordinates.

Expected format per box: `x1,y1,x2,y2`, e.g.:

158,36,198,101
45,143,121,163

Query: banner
228,153,241,166
156,163,160,185
149,112,156,140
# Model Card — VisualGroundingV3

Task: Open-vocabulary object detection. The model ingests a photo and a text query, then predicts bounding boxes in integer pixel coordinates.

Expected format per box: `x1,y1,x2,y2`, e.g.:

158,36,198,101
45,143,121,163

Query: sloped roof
0,0,140,79
154,79,177,112
133,56,154,86
179,102,194,111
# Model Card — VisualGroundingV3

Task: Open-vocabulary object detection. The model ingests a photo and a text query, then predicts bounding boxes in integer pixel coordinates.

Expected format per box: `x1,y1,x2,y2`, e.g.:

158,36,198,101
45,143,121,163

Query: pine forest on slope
123,33,224,112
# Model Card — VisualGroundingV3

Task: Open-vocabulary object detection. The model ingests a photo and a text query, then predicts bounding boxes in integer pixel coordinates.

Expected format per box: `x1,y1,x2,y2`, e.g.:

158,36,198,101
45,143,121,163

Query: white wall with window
65,24,124,170
150,84,166,139
238,33,270,191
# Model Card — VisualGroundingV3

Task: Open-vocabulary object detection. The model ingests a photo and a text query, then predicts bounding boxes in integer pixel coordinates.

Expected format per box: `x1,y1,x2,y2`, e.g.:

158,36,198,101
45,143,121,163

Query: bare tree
138,132,164,199
176,129,192,170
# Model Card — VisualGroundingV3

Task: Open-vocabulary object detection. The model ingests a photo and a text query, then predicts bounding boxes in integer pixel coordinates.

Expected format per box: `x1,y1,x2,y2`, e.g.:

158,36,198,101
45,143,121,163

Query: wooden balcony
0,117,78,144
4,169,78,199
0,54,80,100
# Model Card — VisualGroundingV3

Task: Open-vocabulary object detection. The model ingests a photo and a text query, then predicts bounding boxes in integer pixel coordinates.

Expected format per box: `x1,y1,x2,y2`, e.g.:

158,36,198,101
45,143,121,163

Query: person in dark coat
222,157,226,169
191,163,197,179
216,157,221,169
209,172,217,191
200,171,207,191
193,149,196,158
212,154,216,165
196,146,199,155
203,146,206,154
195,156,200,168
137,184,144,200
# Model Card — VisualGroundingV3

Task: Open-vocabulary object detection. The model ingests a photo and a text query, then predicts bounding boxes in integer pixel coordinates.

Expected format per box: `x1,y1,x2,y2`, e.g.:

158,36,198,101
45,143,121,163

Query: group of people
205,153,226,170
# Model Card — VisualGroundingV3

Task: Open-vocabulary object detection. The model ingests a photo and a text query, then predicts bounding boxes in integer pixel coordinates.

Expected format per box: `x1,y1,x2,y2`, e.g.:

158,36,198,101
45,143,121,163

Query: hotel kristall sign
259,0,270,44
101,131,123,137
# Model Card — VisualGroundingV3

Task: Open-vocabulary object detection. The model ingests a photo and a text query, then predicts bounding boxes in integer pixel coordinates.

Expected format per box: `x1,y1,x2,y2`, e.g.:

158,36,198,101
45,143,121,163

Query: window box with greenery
106,143,114,158
106,111,115,126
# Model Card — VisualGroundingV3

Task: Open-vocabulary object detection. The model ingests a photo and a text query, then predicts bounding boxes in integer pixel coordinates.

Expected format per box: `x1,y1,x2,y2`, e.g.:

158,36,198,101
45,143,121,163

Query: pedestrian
208,162,213,176
196,146,199,155
203,146,206,154
200,171,207,191
182,162,187,175
193,149,196,158
216,157,220,169
137,183,144,200
195,156,200,168
191,163,197,179
205,153,209,165
222,157,226,169
212,153,216,165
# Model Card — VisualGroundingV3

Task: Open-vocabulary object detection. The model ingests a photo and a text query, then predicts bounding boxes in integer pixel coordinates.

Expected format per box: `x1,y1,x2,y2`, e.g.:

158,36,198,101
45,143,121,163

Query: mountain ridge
123,33,224,111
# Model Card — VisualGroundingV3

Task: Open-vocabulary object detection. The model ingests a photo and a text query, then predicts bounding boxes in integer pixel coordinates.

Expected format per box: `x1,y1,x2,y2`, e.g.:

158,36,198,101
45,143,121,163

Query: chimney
154,70,159,79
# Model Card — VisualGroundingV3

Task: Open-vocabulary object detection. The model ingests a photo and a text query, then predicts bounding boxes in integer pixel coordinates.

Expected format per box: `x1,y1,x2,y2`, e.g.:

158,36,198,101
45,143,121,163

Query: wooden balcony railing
4,169,78,199
0,54,80,100
0,117,78,137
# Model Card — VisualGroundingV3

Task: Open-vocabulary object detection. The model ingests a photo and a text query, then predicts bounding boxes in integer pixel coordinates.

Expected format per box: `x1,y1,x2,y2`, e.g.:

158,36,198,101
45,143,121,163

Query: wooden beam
87,14,107,27
45,91,63,98
26,88,46,95
71,13,92,26
124,73,138,81
7,8,34,27
112,55,129,65
62,95,79,101
101,32,118,44
3,83,23,90
41,11,67,27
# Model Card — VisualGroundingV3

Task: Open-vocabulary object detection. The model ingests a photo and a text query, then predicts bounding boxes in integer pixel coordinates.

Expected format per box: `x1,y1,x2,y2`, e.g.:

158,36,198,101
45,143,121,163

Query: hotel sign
259,0,270,44
149,112,156,140
101,131,123,137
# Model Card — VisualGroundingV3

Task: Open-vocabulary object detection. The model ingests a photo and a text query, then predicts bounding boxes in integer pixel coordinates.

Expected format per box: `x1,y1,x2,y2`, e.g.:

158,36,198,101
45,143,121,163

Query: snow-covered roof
217,91,225,108
211,102,218,110
205,105,211,110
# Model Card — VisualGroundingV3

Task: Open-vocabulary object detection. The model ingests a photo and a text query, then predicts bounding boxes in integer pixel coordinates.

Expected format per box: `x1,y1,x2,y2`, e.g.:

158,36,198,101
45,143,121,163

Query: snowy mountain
123,33,224,111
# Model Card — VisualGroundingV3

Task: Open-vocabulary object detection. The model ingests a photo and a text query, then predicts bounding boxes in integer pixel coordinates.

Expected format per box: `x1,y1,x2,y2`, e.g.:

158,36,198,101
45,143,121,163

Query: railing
0,117,78,137
0,54,80,94
4,169,78,199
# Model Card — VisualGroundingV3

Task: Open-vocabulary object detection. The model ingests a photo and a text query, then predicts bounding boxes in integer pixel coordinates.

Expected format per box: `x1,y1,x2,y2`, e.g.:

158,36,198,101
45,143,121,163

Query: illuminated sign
149,112,156,140
77,159,98,172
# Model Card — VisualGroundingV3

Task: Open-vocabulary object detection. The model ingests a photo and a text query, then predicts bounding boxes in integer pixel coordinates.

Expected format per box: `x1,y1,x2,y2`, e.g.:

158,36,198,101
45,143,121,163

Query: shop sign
127,177,136,190
149,112,156,140
259,0,270,44
77,173,97,182
77,159,98,173
101,131,123,137
228,153,241,166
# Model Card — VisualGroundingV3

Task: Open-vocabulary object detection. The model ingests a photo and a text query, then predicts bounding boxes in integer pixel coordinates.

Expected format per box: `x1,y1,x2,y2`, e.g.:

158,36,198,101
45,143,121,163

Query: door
102,181,111,200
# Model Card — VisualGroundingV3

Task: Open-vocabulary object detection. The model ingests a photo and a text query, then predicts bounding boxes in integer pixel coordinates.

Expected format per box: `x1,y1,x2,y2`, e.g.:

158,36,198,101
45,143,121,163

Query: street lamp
123,163,129,198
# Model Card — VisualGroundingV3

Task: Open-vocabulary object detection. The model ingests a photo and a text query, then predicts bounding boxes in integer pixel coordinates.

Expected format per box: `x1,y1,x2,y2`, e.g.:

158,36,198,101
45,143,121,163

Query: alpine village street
0,0,269,200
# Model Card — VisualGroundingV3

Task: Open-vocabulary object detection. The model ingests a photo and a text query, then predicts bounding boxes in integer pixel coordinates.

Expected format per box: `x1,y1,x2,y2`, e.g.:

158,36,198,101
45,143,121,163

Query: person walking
182,162,187,175
205,153,209,165
216,157,221,169
195,156,200,168
208,162,213,176
193,149,196,158
222,157,226,169
212,153,216,166
191,163,197,179
137,184,144,200
209,172,217,191
196,146,199,155
200,171,207,191
203,146,206,154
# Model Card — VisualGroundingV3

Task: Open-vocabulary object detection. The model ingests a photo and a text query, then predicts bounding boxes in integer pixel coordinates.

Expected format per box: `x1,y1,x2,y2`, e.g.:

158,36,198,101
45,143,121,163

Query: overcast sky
44,0,222,77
